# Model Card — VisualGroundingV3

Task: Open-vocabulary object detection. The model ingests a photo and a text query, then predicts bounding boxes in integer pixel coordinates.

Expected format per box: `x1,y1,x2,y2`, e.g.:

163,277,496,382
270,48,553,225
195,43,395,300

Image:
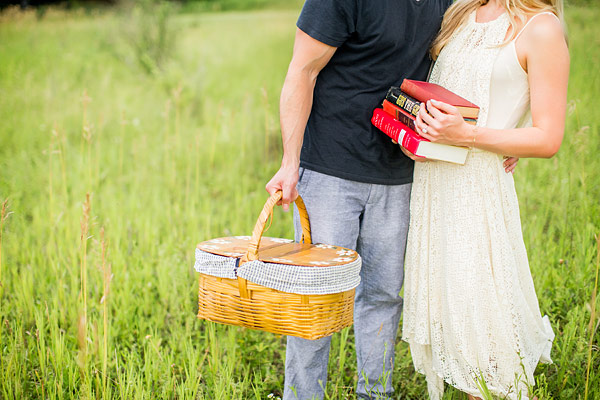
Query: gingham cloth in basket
194,237,362,295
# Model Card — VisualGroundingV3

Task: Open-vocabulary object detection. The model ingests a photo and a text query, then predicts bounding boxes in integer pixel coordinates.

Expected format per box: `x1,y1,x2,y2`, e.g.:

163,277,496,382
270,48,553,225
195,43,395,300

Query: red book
371,108,468,164
400,79,480,119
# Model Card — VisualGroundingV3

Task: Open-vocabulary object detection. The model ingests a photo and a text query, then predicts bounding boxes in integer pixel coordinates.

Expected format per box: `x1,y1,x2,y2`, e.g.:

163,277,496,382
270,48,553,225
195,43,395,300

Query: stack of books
371,79,480,164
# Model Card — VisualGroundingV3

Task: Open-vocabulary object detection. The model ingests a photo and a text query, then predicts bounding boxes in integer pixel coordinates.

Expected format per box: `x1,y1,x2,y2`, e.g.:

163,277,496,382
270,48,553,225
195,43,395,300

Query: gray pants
285,168,411,400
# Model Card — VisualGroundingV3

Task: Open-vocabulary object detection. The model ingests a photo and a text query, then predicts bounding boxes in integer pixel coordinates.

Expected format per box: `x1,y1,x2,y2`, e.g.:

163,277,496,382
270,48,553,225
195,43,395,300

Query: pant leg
284,168,368,400
354,183,412,400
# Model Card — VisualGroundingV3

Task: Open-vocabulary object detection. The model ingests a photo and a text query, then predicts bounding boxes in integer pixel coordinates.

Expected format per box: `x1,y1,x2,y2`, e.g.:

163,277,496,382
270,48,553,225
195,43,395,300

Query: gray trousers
284,168,411,400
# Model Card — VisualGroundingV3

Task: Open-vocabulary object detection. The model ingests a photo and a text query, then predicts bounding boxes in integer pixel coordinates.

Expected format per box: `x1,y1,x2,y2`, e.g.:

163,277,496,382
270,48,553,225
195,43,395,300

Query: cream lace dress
401,11,556,400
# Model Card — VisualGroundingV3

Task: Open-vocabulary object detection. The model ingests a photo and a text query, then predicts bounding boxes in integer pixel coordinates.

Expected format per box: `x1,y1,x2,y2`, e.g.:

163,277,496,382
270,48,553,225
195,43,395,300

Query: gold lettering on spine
396,95,406,108
411,103,420,116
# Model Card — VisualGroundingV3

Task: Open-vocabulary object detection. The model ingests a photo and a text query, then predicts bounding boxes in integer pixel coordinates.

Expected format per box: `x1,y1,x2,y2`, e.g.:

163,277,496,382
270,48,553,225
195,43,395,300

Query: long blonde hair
430,0,565,60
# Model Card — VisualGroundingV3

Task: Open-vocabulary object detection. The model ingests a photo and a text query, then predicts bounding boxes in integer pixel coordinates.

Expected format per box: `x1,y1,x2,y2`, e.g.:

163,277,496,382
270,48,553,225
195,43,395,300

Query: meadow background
0,0,598,399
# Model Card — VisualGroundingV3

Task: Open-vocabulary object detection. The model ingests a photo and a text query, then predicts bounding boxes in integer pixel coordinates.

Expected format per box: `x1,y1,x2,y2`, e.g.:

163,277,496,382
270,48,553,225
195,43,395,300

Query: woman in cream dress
400,0,569,398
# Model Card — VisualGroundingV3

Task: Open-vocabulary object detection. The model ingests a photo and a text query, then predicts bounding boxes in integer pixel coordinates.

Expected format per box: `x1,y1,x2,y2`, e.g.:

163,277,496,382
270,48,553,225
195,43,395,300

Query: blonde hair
430,0,565,60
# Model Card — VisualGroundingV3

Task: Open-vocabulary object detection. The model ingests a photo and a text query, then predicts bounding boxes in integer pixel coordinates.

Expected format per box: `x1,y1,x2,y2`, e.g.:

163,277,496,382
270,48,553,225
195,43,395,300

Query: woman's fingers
418,104,438,129
415,112,437,141
416,108,434,136
424,100,446,120
429,99,459,115
415,111,425,132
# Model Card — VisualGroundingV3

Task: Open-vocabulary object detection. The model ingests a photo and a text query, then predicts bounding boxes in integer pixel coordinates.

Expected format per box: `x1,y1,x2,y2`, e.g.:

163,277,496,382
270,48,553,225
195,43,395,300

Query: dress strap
514,12,559,41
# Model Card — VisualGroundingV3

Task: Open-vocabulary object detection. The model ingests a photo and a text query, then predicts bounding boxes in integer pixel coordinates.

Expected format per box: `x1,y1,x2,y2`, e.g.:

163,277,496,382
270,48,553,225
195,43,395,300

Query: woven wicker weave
196,191,360,340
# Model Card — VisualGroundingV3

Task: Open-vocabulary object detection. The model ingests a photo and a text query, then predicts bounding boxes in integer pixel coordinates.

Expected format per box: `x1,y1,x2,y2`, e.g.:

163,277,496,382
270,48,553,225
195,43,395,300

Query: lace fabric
402,11,555,400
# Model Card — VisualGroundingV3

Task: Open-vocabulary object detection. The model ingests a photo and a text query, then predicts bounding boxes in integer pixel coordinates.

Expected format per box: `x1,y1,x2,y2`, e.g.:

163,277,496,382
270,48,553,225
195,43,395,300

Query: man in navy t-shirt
266,0,452,398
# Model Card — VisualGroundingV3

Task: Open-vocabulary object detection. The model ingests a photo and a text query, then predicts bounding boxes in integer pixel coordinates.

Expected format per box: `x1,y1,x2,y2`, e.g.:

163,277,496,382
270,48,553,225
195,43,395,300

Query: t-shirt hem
300,161,414,186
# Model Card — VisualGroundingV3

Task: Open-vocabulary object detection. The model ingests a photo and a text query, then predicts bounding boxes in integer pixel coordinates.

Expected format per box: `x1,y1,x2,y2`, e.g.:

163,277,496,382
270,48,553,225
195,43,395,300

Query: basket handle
240,191,311,264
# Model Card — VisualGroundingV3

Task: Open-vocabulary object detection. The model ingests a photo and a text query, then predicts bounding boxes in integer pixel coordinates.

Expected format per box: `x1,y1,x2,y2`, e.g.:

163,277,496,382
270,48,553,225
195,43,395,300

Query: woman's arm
415,13,569,158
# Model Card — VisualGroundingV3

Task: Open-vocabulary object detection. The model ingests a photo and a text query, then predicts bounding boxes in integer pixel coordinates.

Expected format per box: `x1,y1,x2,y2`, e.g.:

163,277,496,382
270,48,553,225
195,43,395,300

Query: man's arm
265,28,337,211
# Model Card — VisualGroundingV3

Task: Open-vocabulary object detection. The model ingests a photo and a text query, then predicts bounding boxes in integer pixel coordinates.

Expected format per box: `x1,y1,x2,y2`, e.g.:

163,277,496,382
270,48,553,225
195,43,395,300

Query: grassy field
0,3,598,399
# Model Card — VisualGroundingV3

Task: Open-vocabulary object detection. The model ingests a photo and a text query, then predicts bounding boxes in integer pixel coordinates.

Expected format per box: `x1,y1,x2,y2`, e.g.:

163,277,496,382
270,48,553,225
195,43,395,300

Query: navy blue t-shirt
297,0,452,184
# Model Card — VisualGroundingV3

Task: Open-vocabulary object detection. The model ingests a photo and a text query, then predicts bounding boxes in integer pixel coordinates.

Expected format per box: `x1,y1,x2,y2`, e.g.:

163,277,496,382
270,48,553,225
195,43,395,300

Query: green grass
0,3,598,399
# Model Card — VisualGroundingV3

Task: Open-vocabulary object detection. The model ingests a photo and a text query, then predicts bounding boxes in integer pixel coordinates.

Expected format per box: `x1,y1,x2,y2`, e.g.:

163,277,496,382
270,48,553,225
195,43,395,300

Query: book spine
371,109,424,156
400,79,432,103
371,108,403,142
400,79,480,120
385,87,421,117
382,100,417,131
401,129,423,155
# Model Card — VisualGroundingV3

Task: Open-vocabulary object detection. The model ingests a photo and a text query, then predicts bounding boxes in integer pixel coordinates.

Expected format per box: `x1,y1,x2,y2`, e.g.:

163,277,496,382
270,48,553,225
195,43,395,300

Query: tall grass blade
584,234,600,400
0,198,10,347
99,227,112,397
0,199,9,287
79,193,91,376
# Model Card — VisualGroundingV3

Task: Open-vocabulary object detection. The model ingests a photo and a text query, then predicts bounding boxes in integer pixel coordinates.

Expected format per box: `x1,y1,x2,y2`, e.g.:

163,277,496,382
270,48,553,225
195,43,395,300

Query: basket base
197,274,355,340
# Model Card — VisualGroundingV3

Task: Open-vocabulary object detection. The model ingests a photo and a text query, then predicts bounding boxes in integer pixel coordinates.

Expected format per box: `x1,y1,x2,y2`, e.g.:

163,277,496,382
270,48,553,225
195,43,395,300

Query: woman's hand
414,99,474,147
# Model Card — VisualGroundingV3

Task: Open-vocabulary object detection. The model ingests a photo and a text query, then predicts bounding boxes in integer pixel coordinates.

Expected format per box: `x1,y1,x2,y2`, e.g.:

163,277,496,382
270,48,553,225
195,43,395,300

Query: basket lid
197,236,359,267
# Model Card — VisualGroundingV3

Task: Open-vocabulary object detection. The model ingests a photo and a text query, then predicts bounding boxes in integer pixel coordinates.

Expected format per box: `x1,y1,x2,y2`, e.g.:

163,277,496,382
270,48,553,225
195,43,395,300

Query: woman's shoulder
517,12,565,44
515,11,569,78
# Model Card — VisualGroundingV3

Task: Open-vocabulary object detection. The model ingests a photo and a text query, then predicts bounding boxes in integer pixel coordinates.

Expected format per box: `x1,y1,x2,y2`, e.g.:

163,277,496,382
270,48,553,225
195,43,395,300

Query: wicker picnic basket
194,191,361,340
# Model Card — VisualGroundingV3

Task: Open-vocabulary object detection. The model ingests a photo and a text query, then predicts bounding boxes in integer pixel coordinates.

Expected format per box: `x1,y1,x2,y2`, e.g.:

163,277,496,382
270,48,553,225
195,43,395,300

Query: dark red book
382,99,417,130
400,79,480,119
371,108,468,164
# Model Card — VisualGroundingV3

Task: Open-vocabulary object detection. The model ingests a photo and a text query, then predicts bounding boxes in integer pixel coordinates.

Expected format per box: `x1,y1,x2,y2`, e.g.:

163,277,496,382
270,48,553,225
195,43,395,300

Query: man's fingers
266,182,283,206
503,157,518,167
400,145,427,162
503,156,519,174
265,178,283,195
281,184,298,213
503,157,519,174
266,166,300,210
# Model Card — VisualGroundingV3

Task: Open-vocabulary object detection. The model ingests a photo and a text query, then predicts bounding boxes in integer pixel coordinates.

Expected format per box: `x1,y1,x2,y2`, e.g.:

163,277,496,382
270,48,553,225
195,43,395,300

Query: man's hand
399,145,428,162
392,139,428,162
265,164,299,212
503,156,519,174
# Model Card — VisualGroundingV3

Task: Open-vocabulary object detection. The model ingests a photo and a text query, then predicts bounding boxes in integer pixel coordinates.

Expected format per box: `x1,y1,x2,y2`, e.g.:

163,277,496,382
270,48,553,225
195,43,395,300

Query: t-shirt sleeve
296,0,356,48
445,0,453,12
